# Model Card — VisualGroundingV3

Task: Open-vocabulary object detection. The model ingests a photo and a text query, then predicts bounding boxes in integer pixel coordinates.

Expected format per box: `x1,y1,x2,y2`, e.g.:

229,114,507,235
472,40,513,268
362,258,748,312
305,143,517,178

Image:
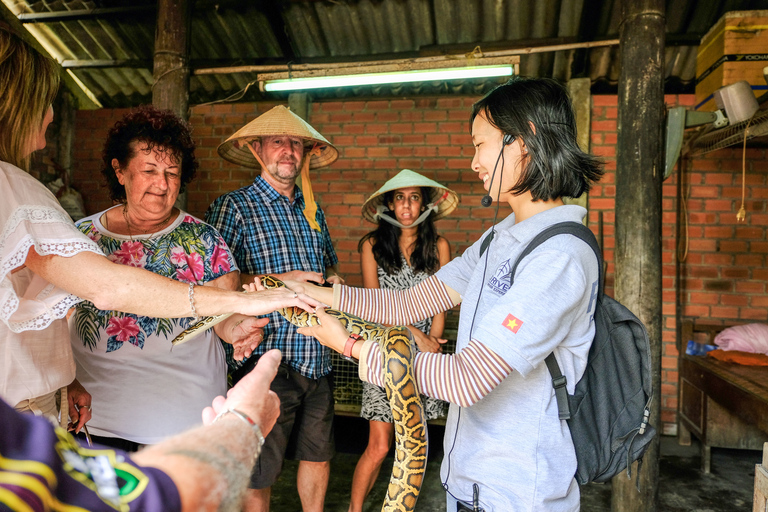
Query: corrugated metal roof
2,0,762,107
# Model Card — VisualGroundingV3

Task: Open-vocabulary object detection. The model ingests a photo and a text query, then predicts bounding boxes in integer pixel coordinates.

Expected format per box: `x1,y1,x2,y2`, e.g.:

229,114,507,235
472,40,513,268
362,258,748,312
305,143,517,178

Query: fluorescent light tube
263,65,514,92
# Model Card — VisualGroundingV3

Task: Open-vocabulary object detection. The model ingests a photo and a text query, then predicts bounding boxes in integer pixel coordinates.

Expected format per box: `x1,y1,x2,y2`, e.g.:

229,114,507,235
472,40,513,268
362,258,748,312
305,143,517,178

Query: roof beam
0,5,100,109
17,6,155,24
61,59,152,69
193,39,615,76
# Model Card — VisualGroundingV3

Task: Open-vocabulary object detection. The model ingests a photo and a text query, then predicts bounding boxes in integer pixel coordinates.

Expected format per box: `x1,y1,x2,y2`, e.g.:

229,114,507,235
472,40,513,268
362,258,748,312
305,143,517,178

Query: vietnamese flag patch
503,314,524,334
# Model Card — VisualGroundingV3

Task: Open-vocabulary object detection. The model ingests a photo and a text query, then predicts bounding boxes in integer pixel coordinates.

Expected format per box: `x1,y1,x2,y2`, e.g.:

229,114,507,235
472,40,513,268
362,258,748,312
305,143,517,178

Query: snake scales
172,276,427,512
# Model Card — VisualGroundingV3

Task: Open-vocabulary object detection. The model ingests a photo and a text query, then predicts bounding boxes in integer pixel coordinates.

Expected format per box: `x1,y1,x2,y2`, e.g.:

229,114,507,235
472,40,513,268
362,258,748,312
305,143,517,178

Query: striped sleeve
337,275,455,325
360,339,513,407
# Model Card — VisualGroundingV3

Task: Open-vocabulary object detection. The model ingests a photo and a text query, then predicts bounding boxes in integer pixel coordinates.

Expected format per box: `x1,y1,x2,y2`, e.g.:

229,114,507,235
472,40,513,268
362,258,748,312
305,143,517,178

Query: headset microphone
481,134,515,207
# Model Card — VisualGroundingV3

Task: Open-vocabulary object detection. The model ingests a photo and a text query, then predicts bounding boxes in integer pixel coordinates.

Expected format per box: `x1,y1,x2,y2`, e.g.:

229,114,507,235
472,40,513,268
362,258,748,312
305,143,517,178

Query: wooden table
678,320,768,473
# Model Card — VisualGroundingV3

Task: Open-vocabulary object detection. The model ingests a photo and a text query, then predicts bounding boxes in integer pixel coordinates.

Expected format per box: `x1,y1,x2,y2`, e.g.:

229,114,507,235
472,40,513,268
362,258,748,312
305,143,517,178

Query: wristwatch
343,333,362,363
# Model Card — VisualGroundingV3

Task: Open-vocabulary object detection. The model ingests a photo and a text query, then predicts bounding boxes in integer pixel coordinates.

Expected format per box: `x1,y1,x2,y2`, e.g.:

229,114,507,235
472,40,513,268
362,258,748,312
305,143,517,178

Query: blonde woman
0,26,311,431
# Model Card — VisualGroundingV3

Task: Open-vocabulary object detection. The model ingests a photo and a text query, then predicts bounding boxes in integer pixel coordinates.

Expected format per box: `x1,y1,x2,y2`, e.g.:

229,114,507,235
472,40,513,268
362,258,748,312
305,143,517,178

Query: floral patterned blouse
68,207,238,444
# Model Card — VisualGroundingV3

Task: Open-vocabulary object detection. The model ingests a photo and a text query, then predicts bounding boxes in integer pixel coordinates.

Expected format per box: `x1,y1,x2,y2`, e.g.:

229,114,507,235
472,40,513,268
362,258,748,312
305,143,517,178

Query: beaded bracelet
188,282,198,320
212,408,266,449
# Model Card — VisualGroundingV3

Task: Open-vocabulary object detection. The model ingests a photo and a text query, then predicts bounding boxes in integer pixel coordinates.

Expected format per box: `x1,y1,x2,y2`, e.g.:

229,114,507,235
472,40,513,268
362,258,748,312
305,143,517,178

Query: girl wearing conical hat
351,169,455,511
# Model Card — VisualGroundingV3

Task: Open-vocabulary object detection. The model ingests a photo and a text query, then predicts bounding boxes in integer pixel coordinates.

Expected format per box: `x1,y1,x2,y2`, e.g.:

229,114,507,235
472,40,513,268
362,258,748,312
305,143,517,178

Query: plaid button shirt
205,175,338,379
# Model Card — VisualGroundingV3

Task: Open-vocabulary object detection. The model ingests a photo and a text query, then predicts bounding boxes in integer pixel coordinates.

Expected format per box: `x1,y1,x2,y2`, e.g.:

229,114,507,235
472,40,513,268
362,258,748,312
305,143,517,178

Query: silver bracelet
188,282,198,320
212,407,265,449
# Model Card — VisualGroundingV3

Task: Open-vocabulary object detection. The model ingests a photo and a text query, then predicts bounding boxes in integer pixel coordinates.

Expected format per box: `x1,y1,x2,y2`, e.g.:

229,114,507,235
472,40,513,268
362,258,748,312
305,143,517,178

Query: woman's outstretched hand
282,278,333,308
296,306,350,354
226,316,269,361
238,278,320,317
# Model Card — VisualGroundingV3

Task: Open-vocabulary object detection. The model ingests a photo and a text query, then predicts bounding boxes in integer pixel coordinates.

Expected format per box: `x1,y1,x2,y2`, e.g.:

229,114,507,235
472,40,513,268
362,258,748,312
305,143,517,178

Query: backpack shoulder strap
478,230,495,258
508,221,603,420
509,221,603,295
545,352,571,419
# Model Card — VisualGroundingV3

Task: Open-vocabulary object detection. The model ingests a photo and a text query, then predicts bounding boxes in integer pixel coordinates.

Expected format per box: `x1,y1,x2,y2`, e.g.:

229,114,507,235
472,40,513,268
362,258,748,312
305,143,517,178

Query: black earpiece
481,134,514,207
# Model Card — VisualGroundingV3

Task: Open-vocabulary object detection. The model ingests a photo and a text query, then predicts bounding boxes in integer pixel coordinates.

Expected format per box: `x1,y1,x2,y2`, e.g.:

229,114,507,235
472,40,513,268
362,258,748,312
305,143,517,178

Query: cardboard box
695,10,768,111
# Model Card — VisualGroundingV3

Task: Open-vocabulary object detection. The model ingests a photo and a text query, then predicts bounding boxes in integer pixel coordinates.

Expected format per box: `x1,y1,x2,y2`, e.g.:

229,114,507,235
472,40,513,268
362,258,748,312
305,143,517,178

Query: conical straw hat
217,105,338,169
362,169,458,224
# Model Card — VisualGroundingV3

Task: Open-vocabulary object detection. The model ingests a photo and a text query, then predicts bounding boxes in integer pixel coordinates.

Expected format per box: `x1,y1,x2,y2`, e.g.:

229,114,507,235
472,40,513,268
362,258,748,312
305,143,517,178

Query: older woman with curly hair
68,106,267,451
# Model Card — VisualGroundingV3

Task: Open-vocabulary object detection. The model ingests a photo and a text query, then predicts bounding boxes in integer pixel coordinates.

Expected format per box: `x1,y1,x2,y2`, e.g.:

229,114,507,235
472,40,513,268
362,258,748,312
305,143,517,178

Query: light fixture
260,64,515,93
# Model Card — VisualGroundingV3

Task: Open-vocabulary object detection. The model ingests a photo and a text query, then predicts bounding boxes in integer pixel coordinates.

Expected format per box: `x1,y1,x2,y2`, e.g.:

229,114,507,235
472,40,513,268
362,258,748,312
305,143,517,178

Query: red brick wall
70,93,768,435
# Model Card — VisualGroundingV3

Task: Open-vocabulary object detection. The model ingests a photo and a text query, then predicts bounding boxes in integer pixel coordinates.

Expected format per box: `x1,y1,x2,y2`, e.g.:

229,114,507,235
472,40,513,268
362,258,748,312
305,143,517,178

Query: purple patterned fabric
0,398,181,511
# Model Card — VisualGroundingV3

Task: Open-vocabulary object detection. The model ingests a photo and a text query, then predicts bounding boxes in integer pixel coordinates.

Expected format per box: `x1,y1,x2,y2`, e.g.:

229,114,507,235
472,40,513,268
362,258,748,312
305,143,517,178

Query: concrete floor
268,416,760,511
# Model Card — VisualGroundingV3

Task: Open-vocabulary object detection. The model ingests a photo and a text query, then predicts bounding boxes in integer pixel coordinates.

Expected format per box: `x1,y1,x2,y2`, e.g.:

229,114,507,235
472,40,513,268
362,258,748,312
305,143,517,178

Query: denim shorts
249,363,335,488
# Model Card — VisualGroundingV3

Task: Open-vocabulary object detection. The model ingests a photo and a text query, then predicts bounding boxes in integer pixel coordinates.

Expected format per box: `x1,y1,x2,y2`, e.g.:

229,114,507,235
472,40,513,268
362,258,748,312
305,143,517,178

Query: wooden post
56,89,75,177
288,93,310,121
613,0,664,511
152,0,191,208
152,0,191,118
565,78,591,211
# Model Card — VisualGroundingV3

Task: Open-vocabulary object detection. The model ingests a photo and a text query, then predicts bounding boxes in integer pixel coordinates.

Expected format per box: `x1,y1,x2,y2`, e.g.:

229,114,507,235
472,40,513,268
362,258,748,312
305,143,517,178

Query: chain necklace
122,204,176,241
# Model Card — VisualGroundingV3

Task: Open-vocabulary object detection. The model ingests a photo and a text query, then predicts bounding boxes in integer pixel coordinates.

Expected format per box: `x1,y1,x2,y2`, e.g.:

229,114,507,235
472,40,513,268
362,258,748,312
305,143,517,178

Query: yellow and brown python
172,276,427,512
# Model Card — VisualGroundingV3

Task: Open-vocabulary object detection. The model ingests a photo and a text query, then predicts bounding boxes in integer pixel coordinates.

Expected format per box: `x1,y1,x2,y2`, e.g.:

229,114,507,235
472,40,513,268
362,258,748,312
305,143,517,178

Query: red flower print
170,247,187,266
211,245,232,274
176,252,204,283
106,316,140,342
111,241,147,268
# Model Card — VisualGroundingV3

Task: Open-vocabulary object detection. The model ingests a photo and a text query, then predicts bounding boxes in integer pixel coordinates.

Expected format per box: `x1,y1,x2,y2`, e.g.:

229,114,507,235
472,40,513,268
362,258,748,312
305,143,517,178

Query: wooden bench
678,319,768,473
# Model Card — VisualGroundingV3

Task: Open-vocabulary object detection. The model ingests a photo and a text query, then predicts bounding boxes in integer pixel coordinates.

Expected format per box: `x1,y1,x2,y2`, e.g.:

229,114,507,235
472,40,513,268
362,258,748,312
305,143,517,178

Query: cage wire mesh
331,309,459,418
689,109,768,155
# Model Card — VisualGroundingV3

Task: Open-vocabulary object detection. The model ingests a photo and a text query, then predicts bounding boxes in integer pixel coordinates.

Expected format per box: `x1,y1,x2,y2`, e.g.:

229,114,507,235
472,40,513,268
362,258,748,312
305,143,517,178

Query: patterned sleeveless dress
360,254,449,422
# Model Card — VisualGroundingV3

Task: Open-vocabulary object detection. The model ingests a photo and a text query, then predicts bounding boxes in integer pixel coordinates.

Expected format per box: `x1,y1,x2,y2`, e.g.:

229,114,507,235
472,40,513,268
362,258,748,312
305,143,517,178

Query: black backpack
481,221,655,485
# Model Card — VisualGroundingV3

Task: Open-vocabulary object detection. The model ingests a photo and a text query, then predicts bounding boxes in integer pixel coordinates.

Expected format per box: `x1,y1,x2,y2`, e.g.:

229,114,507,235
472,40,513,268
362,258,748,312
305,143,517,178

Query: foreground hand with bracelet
212,408,266,454
133,349,282,512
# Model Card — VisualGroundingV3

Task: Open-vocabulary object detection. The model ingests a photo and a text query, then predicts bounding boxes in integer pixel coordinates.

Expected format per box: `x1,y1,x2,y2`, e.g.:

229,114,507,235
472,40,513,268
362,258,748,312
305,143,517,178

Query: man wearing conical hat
206,105,343,512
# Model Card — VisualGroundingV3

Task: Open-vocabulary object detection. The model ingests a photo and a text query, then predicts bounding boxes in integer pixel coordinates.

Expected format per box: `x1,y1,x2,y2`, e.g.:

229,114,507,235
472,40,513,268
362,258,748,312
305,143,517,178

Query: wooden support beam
17,6,155,24
0,4,100,109
288,92,310,121
193,39,611,76
61,59,152,69
153,0,192,210
564,78,591,210
56,89,75,177
153,0,192,120
613,0,665,510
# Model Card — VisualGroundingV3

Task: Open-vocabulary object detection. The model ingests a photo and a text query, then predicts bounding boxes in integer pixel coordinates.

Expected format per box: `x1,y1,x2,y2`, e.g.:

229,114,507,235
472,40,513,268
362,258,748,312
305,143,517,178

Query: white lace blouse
0,160,102,405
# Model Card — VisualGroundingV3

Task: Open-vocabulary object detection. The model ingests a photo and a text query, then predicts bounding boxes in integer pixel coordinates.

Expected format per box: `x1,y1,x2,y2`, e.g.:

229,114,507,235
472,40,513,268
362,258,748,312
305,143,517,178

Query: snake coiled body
172,276,427,512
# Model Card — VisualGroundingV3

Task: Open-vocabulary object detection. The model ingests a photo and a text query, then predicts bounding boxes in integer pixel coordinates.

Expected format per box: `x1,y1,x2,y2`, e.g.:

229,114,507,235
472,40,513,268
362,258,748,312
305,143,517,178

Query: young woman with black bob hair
285,76,604,511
